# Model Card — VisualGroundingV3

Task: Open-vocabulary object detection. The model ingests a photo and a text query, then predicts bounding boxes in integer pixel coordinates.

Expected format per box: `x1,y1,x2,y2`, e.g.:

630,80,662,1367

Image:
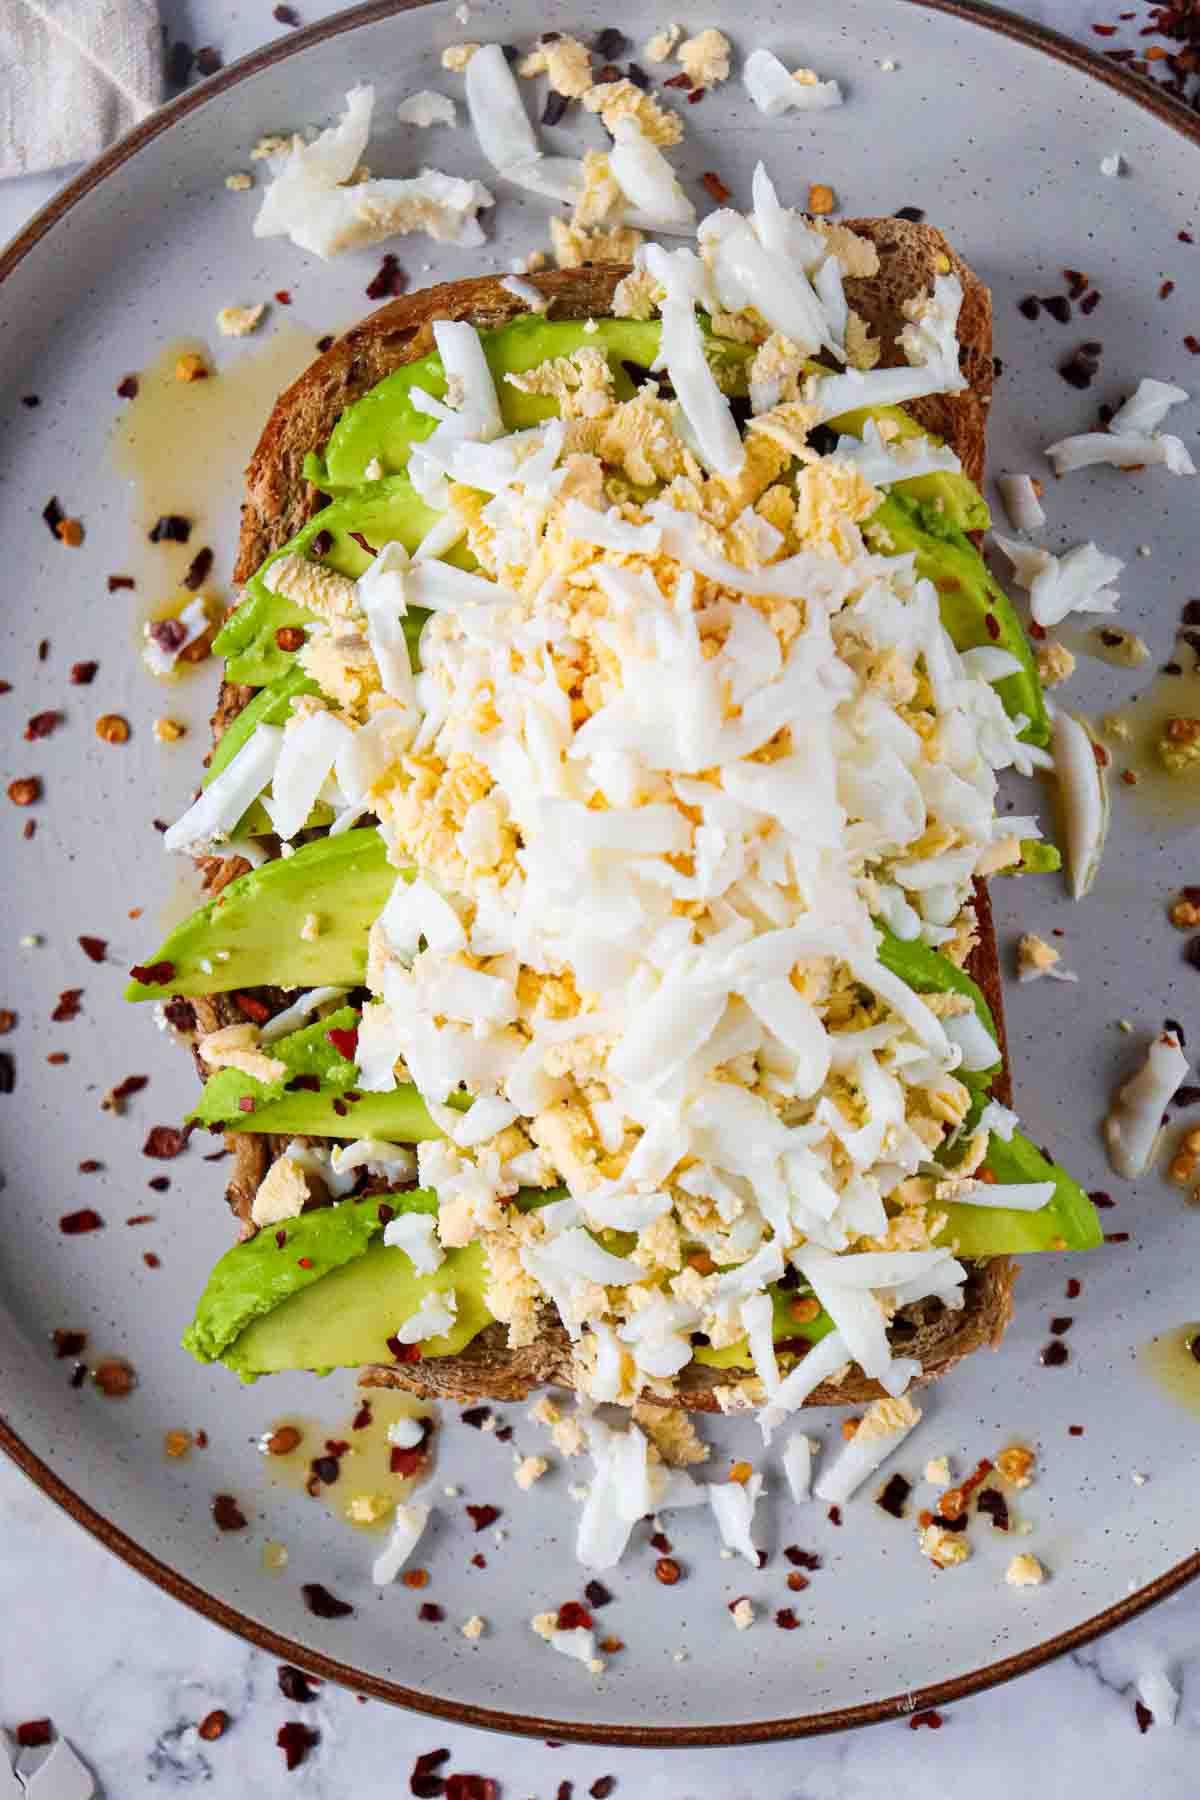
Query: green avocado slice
183,1192,399,1364
936,1129,1103,1254
125,827,393,1000
187,1186,556,1378
826,398,991,534
319,317,666,488
188,1004,361,1121
215,477,443,687
199,1080,446,1145
690,1281,835,1370
867,490,1047,745
875,924,1000,1069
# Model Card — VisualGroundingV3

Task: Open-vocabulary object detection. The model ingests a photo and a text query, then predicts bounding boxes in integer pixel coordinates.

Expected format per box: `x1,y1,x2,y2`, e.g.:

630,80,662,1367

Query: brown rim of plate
2,0,1199,1747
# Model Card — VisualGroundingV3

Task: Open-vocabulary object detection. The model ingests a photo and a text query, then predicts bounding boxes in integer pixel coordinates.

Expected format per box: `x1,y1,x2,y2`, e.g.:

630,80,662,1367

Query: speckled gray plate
2,0,1198,1745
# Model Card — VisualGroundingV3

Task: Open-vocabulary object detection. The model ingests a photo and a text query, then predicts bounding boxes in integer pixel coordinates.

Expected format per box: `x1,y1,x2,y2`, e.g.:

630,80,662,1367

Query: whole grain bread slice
208,221,1011,1408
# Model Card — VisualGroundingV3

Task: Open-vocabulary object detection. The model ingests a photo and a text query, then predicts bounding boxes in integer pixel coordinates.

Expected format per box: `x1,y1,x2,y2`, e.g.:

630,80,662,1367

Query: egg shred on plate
209,172,1055,1424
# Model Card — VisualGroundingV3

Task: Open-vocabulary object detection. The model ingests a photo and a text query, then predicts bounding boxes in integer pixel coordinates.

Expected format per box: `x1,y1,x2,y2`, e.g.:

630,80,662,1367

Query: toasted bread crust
211,224,1011,1408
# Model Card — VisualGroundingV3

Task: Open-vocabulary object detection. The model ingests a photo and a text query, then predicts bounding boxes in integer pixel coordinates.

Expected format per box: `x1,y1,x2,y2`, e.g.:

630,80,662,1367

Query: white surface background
1,2,1198,1794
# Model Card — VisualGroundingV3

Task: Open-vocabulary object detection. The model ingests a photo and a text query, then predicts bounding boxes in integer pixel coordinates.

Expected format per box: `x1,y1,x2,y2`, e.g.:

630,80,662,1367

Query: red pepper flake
278,1664,321,1702
143,1124,189,1158
275,289,293,305
47,1052,69,1066
1050,1315,1074,1335
786,1571,809,1593
1134,1699,1154,1733
1161,279,1176,299
1069,1423,1085,1436
107,574,135,592
419,1601,445,1622
775,1607,801,1630
555,1600,593,1631
301,1582,353,1619
143,1252,161,1269
37,639,49,661
42,496,64,537
1080,290,1102,316
0,1051,14,1094
195,1429,208,1447
8,776,41,806
1066,1276,1082,1298
783,1545,821,1569
701,171,731,204
1185,336,1200,355
388,1443,424,1476
129,959,175,986
411,1747,452,1797
461,1404,492,1429
984,611,1000,641
326,1026,359,1061
212,1493,248,1531
148,513,192,544
352,1400,373,1431
366,253,407,301
78,935,107,962
297,1256,314,1270
60,1208,103,1235
1105,1229,1132,1242
584,1579,612,1608
52,988,83,1022
233,991,272,1024
277,1720,319,1769
446,1777,497,1800
53,1329,87,1357
238,1096,257,1114
183,546,214,591
648,1529,672,1554
876,1472,912,1518
93,1358,136,1398
197,1708,228,1741
664,70,693,87
1041,1339,1070,1366
15,1720,52,1749
909,1708,944,1729
126,1213,155,1226
466,1503,500,1532
589,1782,616,1800
25,709,63,740
386,1335,423,1363
827,1505,842,1526
976,1487,1011,1531
274,4,301,24
1092,22,1118,34
23,819,36,841
654,1556,682,1585
1089,1189,1115,1209
471,1553,487,1569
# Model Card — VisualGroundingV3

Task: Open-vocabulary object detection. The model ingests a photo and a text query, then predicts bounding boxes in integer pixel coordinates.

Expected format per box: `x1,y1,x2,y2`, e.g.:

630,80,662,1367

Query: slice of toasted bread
206,220,1011,1408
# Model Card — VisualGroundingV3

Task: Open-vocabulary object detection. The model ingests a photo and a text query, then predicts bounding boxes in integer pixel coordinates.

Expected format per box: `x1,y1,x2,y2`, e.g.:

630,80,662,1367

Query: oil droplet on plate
1140,1322,1200,1417
259,1391,433,1533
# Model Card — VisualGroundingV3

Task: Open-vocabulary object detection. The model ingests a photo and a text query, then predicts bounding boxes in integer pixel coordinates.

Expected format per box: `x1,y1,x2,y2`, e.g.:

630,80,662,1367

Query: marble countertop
2,1,1198,1793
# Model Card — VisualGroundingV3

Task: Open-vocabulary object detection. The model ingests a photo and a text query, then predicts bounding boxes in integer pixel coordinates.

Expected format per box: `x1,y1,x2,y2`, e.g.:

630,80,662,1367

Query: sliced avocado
189,1186,558,1377
202,1081,446,1146
320,317,666,487
189,1004,361,1121
126,827,393,1000
1004,839,1063,877
936,1129,1103,1255
215,478,443,687
875,924,999,1065
184,1192,398,1364
205,665,319,786
867,491,1047,745
227,1239,491,1378
826,399,990,534
691,1281,834,1370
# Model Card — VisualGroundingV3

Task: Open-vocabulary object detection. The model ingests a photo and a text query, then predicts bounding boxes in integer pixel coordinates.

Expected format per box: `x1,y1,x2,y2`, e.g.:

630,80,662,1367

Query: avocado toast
128,189,1103,1426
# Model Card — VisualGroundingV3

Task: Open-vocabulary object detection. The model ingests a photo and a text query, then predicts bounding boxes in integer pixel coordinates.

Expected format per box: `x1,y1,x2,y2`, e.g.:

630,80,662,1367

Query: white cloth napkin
0,0,164,178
